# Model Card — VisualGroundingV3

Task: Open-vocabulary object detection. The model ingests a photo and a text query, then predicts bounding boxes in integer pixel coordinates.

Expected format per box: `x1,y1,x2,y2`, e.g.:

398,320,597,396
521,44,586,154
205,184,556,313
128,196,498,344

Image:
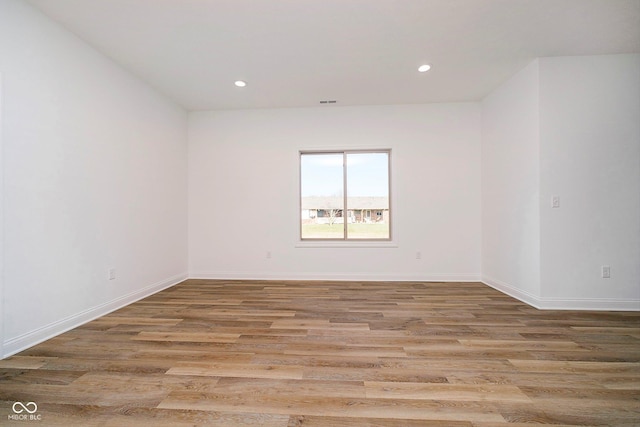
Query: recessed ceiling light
418,64,431,73
234,80,247,87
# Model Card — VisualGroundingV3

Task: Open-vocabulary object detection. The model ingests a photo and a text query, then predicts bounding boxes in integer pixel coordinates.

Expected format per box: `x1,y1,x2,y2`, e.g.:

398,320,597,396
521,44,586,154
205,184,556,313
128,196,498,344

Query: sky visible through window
300,152,389,197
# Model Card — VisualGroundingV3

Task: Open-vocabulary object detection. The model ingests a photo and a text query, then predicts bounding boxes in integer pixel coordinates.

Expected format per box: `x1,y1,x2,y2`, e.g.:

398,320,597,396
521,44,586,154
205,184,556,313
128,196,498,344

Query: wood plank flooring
1,279,639,426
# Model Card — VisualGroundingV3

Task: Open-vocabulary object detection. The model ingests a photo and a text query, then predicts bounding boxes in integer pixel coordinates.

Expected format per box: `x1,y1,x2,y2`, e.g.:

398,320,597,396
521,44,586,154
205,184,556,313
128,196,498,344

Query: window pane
300,153,345,239
346,152,389,239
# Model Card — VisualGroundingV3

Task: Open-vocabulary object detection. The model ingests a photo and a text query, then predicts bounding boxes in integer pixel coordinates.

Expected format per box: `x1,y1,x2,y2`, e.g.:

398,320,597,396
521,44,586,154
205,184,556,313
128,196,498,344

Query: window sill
295,241,398,249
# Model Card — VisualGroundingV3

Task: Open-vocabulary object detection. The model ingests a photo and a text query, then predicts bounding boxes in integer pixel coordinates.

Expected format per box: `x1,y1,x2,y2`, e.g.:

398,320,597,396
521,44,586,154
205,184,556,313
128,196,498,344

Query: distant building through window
300,150,391,240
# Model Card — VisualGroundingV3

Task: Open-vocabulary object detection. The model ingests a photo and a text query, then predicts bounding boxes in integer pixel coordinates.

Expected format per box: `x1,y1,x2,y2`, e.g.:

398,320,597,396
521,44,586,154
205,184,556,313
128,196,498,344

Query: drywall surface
0,0,188,356
189,103,481,281
0,73,4,357
539,54,640,308
481,60,541,302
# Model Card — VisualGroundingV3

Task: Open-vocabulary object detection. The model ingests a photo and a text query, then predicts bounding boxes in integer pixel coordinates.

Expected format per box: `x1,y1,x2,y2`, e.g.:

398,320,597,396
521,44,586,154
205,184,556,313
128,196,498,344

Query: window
300,150,391,240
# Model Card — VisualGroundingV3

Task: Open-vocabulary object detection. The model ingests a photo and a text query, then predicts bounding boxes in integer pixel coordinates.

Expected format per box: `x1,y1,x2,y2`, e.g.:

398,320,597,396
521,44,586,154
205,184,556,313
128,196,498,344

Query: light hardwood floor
1,280,639,426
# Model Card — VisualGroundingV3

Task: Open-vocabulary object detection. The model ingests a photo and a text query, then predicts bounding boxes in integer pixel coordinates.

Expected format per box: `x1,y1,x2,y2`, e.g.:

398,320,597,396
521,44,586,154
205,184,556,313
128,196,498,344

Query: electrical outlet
266,251,272,259
416,251,421,260
108,268,116,280
601,265,611,279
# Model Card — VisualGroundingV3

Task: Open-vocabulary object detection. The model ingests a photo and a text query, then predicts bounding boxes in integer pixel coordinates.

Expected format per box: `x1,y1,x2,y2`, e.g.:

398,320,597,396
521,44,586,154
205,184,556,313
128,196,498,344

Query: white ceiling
26,0,640,111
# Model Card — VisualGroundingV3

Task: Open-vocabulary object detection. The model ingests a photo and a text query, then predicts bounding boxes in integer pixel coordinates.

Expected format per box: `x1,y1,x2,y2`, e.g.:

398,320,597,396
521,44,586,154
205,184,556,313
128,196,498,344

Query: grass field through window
301,223,389,239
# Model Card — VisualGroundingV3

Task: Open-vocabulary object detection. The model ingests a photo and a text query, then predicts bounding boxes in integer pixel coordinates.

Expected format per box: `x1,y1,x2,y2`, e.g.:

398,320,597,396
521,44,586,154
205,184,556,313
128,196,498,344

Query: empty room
1,0,639,425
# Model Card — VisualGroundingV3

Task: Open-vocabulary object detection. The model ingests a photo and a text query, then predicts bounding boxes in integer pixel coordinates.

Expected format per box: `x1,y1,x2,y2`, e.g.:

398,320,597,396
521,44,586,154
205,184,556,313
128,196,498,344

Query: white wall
1,71,4,358
481,54,640,310
0,0,189,357
189,103,482,281
539,54,640,309
481,60,541,302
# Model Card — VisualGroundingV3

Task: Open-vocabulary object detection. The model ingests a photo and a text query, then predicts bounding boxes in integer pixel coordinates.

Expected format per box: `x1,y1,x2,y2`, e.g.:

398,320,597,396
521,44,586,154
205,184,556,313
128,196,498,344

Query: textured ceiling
26,0,640,111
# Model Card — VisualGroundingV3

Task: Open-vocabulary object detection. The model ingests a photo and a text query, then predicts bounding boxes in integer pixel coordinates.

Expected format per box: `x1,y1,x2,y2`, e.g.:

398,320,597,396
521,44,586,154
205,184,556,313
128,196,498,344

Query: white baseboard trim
534,297,640,311
189,271,482,282
2,272,188,359
482,276,640,311
481,276,542,309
